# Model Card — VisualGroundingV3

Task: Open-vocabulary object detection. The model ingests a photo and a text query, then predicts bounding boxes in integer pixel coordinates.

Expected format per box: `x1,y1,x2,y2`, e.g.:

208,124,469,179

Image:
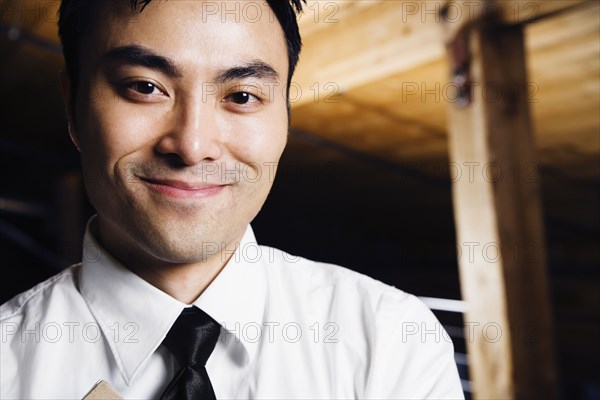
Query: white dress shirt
1,220,463,399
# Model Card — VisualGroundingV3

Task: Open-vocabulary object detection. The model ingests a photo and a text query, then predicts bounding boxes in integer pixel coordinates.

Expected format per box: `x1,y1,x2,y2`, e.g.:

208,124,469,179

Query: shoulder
0,265,93,398
260,245,437,325
0,264,81,322
260,246,463,398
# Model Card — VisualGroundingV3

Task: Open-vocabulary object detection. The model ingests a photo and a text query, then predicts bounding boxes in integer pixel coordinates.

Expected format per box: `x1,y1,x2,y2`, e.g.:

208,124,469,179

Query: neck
93,218,241,304
126,255,231,304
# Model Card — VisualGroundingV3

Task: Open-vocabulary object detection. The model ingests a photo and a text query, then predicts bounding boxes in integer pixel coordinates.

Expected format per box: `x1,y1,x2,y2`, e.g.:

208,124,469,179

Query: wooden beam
443,21,558,399
499,0,592,24
293,0,592,108
293,1,445,107
297,0,378,39
440,0,591,43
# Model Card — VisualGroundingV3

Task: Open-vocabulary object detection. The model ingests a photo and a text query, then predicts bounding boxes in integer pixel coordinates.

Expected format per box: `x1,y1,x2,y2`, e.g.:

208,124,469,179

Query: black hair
58,0,305,102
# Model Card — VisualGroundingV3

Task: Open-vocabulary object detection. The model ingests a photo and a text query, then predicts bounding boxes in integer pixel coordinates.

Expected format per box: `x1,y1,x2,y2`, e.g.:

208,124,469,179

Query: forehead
83,0,288,77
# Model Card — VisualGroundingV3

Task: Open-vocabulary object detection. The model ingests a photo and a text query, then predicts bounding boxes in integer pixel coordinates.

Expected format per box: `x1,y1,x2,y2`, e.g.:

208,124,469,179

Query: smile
139,177,227,199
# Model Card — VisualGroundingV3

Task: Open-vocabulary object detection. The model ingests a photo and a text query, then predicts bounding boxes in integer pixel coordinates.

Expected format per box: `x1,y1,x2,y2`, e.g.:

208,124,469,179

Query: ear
59,71,81,152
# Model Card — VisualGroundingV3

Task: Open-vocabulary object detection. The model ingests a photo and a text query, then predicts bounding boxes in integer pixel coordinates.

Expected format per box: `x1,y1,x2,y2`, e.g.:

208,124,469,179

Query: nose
155,98,222,165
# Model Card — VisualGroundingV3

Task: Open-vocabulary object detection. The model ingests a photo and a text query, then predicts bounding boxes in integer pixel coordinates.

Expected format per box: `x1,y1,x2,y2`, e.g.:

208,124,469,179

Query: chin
140,238,215,264
135,223,228,264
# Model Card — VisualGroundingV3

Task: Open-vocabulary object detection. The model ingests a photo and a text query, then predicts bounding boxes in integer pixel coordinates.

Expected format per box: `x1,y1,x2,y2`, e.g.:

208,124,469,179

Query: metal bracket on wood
439,0,505,109
448,31,472,108
439,0,483,109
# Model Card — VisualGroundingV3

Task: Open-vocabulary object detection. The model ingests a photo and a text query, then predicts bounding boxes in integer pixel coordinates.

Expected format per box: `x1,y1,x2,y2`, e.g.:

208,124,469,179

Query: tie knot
162,307,221,367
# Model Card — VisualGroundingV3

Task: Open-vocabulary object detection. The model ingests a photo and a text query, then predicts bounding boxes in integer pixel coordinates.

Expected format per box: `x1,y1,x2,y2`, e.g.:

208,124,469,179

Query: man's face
70,1,289,264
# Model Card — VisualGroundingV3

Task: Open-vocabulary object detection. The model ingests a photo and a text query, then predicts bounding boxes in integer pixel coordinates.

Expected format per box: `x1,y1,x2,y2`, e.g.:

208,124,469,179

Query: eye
128,81,163,95
225,92,259,105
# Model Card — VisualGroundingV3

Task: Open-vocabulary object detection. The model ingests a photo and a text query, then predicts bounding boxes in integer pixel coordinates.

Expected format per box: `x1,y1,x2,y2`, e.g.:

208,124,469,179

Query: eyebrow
101,45,280,83
214,61,280,83
102,45,183,78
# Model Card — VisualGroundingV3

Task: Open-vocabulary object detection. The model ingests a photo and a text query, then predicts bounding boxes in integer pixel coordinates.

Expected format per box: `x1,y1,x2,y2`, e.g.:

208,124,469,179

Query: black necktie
160,306,221,400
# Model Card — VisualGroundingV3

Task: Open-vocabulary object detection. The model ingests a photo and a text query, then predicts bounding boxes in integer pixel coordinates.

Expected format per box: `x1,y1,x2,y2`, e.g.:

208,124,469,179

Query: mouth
139,177,228,199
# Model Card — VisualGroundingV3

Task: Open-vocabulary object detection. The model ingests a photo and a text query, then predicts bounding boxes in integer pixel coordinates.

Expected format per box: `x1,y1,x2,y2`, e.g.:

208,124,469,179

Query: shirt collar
79,217,265,385
193,226,266,363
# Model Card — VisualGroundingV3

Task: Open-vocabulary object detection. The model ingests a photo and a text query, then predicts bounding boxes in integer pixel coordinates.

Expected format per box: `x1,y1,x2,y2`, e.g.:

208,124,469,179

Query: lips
139,177,227,199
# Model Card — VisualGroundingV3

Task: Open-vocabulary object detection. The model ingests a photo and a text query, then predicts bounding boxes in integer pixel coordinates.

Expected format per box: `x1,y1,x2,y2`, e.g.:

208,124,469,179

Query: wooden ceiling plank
291,1,598,174
292,1,446,107
292,0,595,108
440,0,592,44
298,0,382,39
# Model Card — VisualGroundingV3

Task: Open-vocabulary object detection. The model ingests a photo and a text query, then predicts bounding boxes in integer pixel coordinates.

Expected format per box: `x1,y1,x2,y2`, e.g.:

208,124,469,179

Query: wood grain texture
444,23,558,399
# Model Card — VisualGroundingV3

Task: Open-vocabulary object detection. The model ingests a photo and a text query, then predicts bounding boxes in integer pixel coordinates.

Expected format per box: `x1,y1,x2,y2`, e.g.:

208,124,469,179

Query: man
0,1,463,398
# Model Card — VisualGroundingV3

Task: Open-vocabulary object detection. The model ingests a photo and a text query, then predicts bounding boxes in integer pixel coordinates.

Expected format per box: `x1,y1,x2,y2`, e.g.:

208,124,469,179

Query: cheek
222,108,288,164
78,97,161,169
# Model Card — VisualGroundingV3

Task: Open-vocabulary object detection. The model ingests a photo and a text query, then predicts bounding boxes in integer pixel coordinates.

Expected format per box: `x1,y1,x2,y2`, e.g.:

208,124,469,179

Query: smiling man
68,1,290,305
0,1,463,399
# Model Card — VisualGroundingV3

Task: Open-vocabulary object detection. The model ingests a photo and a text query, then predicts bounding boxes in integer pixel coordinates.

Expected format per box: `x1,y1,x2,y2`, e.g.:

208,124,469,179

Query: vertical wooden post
444,22,558,399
